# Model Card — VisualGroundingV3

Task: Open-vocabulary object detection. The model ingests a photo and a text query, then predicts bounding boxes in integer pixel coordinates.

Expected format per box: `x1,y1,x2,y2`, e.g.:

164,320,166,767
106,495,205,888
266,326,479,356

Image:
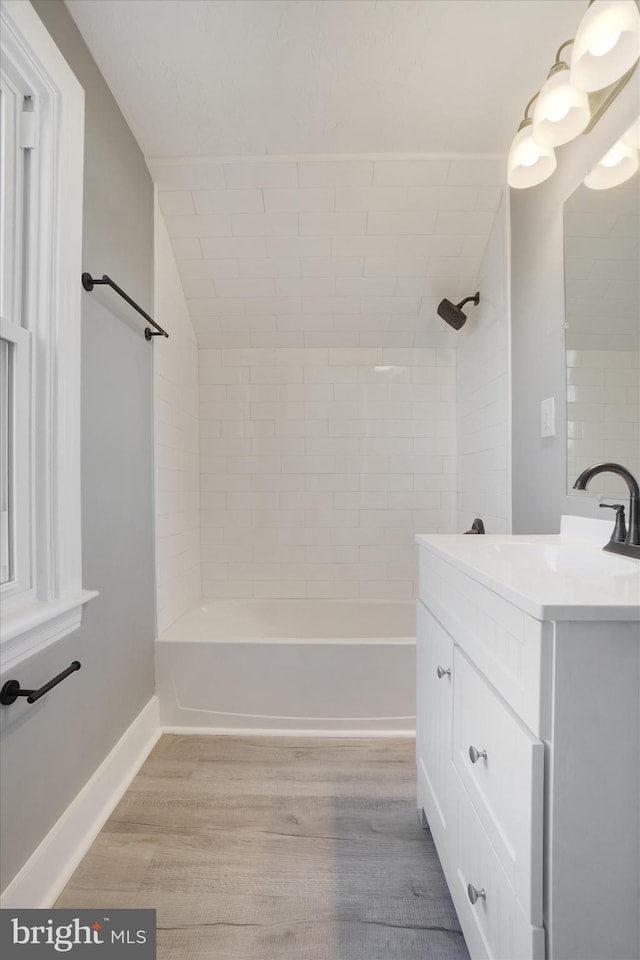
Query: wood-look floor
56,736,468,960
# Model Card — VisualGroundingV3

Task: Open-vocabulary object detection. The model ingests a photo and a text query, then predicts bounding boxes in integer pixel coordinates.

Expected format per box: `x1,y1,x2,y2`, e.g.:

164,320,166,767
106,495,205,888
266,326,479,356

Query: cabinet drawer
416,602,455,856
418,547,550,737
452,778,545,960
453,648,544,925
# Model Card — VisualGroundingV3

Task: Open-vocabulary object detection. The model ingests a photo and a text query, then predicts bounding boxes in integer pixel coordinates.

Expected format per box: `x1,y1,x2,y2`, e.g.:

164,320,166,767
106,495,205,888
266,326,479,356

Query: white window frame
1,62,31,596
1,0,97,670
0,319,31,594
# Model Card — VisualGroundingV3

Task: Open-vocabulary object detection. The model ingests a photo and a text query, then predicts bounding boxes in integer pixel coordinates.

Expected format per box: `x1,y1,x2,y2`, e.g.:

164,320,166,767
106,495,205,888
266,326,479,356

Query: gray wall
0,0,155,891
510,78,640,534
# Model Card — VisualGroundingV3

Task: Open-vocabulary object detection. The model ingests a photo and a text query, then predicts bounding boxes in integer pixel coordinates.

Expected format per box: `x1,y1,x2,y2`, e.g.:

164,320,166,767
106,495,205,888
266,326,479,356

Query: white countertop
415,522,640,621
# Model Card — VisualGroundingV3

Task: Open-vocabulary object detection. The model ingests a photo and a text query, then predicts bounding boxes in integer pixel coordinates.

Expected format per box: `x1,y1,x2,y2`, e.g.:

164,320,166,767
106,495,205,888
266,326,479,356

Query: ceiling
65,0,585,159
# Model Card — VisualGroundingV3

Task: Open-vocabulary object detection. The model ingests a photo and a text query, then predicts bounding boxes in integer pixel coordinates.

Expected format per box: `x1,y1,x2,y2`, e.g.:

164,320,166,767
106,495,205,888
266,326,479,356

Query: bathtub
156,600,416,735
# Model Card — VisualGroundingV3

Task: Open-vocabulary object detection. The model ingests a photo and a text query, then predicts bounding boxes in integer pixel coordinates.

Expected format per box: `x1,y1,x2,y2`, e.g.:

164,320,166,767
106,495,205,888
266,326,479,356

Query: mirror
564,169,640,499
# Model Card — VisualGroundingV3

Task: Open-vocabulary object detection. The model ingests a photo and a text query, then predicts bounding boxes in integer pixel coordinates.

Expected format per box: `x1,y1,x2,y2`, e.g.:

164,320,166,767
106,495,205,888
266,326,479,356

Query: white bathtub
156,600,416,735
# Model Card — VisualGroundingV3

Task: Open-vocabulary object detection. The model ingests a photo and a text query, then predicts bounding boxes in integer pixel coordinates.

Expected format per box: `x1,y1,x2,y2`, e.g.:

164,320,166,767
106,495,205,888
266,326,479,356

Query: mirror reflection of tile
563,170,640,498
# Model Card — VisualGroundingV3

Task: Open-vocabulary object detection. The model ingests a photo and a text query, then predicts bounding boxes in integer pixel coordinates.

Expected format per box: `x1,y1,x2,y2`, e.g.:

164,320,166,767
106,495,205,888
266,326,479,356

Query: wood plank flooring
56,735,468,960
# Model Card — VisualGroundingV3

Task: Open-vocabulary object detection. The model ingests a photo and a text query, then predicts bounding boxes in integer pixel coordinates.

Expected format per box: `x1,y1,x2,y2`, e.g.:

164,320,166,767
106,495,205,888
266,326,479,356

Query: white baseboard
1,697,161,909
162,724,416,738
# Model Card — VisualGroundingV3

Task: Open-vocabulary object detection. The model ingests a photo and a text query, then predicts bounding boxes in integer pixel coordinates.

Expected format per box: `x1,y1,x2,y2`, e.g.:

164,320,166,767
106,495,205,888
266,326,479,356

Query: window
0,320,30,594
0,0,96,669
1,69,31,598
0,337,11,584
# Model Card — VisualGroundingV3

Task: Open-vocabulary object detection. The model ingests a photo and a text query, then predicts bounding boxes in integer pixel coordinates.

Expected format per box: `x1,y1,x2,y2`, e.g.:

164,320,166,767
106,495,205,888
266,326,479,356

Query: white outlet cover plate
541,397,555,438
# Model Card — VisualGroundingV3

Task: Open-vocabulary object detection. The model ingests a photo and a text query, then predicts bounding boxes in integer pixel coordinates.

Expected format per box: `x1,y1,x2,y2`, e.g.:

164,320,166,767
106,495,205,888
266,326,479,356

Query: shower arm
456,293,480,310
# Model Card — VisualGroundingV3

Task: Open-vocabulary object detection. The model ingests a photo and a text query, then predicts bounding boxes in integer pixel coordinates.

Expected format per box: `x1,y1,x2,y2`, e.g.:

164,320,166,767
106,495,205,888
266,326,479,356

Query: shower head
437,291,480,330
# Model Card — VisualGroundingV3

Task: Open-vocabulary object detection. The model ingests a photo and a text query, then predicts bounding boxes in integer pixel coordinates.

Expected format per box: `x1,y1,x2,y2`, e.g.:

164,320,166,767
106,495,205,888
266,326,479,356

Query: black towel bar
82,272,169,341
0,661,81,706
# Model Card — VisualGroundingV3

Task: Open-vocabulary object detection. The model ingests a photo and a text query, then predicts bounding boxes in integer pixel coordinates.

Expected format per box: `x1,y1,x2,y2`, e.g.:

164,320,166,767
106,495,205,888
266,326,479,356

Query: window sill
0,590,98,671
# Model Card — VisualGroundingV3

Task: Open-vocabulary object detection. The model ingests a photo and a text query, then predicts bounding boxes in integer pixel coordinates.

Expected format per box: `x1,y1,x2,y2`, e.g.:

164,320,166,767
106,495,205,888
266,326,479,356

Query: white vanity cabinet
416,602,455,859
416,530,640,960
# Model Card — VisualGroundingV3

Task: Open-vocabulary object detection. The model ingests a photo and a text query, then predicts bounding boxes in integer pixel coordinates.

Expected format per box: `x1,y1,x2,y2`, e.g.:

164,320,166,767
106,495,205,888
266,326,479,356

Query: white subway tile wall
457,196,510,534
154,157,503,599
154,199,201,630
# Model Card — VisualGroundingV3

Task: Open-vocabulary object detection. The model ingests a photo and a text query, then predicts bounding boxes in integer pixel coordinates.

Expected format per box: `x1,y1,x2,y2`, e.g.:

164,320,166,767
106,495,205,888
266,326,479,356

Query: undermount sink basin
488,542,639,577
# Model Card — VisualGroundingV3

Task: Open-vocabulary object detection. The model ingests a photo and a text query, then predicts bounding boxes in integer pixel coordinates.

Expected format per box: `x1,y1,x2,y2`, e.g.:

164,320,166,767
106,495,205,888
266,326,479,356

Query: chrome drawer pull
467,883,486,905
436,665,451,679
469,745,487,764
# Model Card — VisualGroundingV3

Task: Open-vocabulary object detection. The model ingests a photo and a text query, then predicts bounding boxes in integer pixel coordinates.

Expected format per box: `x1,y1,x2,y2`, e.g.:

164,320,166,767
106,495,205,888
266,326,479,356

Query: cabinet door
418,546,547,737
452,778,545,960
416,601,455,856
453,648,544,925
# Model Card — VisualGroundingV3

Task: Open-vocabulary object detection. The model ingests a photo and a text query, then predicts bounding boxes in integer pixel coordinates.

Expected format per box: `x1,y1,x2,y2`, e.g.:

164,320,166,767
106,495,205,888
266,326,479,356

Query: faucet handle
599,503,627,543
464,518,485,535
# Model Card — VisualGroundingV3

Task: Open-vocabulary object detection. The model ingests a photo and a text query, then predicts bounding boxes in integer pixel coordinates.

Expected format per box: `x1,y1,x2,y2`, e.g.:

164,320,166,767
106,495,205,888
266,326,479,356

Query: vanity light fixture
584,122,640,187
508,94,557,189
570,0,640,92
508,1,639,189
622,115,640,146
533,41,591,146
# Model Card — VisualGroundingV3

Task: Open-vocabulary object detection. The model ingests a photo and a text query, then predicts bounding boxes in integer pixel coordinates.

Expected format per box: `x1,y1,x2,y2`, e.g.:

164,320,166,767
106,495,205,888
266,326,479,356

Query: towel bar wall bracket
0,661,81,706
82,273,169,341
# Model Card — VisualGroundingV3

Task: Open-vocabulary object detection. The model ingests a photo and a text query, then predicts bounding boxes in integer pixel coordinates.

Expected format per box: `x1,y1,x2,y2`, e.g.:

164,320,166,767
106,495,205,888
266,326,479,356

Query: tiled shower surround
151,156,504,600
154,202,201,630
197,344,456,599
456,198,510,534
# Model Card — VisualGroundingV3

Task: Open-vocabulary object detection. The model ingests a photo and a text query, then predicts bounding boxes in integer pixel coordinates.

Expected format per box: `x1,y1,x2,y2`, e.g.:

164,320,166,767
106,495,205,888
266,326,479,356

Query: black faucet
573,462,640,559
599,503,627,543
